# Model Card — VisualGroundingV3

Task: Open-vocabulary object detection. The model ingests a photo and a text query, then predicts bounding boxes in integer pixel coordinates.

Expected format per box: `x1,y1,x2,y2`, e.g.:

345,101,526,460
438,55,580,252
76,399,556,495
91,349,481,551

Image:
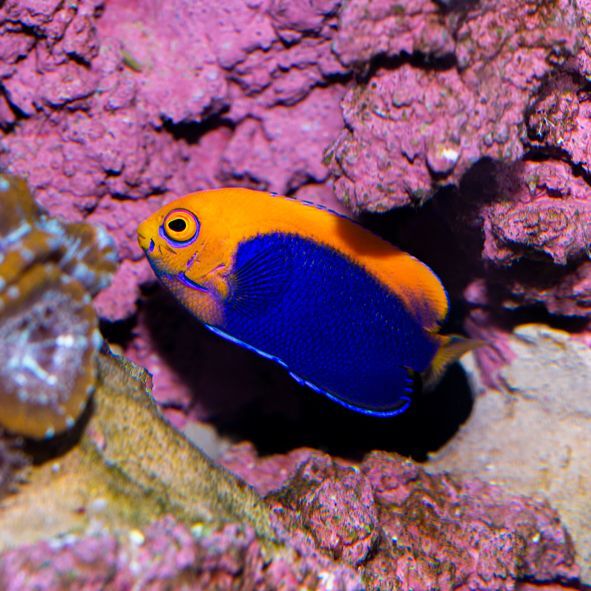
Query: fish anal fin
423,334,485,390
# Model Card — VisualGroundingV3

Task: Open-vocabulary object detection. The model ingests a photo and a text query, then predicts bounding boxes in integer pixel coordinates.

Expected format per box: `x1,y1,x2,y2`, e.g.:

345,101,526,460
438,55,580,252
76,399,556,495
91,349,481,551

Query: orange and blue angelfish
137,188,477,416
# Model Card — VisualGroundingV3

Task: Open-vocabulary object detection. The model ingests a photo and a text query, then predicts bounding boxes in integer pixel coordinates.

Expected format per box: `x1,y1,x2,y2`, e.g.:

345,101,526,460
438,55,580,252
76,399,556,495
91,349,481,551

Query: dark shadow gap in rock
161,111,235,146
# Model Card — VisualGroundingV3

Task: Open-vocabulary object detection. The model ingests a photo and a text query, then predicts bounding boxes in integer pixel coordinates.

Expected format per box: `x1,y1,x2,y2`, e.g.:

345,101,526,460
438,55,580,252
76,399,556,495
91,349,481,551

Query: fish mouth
137,232,155,253
177,272,208,292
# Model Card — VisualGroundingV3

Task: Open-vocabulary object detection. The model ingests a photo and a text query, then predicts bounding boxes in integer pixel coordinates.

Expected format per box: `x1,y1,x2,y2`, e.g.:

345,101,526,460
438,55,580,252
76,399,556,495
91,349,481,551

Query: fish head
137,200,202,278
137,191,239,325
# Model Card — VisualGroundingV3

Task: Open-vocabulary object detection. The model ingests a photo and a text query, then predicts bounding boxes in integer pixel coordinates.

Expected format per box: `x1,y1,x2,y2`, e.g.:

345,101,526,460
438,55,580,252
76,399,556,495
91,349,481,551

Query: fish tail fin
422,334,485,391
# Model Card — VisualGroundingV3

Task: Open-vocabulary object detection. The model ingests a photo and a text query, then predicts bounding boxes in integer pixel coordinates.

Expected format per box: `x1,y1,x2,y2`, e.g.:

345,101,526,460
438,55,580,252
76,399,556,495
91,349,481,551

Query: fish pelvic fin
422,334,485,391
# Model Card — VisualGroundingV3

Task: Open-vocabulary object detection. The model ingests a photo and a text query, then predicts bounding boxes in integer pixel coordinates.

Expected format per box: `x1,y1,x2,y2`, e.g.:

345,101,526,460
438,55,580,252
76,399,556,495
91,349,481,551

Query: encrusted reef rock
0,174,116,439
328,0,579,210
0,517,360,591
221,443,579,590
431,324,591,583
325,0,591,338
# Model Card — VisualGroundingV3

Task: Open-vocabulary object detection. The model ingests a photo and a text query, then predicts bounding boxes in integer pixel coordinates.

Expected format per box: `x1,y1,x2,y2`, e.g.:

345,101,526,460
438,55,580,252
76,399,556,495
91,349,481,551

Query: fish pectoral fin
183,264,230,297
422,334,485,390
183,266,208,286
228,237,294,316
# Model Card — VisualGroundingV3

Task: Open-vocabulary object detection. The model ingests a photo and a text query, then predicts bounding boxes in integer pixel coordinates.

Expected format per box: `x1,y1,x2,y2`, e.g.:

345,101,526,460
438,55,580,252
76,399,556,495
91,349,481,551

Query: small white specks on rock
57,334,76,348
318,571,337,591
92,329,103,350
440,147,459,163
129,529,145,546
20,248,35,264
0,177,9,192
44,426,56,439
48,534,78,550
7,286,19,299
89,498,108,514
191,523,206,537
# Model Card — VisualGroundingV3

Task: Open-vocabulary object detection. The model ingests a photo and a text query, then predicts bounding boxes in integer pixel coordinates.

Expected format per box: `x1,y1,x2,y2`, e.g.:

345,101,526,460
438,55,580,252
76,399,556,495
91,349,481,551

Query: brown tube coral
0,174,117,438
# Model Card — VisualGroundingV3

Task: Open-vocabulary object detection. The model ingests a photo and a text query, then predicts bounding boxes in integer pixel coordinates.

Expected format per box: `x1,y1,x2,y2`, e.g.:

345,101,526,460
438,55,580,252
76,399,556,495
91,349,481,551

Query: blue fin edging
204,323,412,417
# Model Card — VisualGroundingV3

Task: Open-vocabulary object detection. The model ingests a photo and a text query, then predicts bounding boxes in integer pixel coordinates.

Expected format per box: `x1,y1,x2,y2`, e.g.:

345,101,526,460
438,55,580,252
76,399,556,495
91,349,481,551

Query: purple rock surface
328,0,579,210
0,447,580,590
0,516,360,591
222,444,579,590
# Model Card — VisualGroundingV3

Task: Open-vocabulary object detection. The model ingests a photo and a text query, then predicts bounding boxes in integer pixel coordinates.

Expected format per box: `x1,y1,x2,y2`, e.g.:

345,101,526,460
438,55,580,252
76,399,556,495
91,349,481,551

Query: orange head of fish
137,192,236,325
138,203,200,276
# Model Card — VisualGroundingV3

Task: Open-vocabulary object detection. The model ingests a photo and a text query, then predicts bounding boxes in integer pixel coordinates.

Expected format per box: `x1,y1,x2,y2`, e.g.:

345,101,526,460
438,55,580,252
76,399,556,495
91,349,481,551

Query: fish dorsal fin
402,278,447,330
422,334,485,390
227,235,293,317
379,251,449,331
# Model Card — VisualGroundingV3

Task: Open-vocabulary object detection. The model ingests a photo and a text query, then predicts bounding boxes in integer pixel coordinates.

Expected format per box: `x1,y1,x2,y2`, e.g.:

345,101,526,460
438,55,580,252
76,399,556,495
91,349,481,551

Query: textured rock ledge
0,351,579,589
431,324,591,584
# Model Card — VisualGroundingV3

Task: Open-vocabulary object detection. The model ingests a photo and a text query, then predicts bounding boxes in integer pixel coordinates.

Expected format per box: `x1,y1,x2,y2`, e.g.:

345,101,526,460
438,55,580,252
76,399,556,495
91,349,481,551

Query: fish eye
168,218,186,232
162,209,199,245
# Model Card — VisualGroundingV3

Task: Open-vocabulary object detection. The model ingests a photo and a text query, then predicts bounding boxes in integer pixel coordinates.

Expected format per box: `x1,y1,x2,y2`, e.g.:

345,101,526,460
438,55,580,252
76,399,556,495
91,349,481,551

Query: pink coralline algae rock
0,534,119,591
482,160,591,267
334,0,454,66
221,444,580,590
97,0,229,126
220,85,345,191
452,158,591,318
270,453,380,567
0,0,347,322
0,516,362,591
327,0,591,325
327,0,580,211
